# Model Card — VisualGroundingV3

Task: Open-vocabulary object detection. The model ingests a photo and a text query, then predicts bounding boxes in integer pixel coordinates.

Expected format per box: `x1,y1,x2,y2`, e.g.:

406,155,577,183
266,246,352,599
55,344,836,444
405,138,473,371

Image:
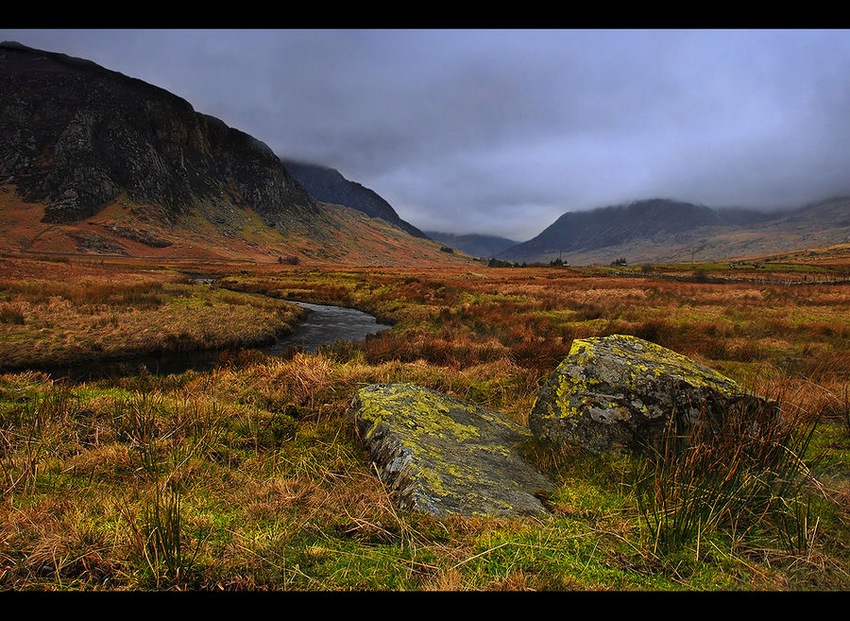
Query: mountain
497,197,850,265
280,159,427,239
0,42,461,267
424,231,519,257
0,41,318,227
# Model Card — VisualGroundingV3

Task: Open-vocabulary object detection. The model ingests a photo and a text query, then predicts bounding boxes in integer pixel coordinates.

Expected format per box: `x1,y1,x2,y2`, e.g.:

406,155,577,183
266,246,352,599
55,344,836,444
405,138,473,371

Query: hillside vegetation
0,185,469,268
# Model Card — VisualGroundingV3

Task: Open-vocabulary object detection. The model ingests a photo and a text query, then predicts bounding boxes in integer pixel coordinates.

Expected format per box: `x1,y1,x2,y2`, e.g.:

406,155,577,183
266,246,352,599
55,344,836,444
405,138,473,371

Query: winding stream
268,301,391,355
41,301,391,381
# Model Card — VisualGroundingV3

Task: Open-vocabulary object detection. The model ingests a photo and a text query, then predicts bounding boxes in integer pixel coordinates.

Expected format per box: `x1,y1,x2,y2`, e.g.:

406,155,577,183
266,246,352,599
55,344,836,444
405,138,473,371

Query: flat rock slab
529,334,774,455
351,383,555,518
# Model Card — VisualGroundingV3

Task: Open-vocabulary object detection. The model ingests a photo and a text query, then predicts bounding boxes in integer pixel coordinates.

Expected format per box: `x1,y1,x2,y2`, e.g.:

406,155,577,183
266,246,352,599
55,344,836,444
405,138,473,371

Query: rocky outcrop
0,41,318,229
351,383,555,518
528,334,776,456
349,339,779,515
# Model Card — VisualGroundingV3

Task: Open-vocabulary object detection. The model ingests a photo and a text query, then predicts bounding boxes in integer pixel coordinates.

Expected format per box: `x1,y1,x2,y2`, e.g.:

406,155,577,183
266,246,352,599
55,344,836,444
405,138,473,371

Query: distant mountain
280,159,427,239
497,197,850,265
424,231,519,257
0,42,463,266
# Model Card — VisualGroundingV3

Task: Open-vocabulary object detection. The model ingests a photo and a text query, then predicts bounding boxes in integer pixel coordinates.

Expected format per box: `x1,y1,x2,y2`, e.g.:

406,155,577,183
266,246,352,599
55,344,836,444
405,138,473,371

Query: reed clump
631,391,822,555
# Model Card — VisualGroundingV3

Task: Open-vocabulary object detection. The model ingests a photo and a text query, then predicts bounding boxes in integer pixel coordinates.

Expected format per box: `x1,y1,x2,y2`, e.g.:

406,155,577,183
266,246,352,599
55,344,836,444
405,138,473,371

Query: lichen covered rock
529,334,774,455
351,383,555,518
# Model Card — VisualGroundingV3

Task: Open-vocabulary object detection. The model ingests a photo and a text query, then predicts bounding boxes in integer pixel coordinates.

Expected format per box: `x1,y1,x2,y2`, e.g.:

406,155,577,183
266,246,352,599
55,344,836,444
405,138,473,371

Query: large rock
529,334,774,455
351,383,555,518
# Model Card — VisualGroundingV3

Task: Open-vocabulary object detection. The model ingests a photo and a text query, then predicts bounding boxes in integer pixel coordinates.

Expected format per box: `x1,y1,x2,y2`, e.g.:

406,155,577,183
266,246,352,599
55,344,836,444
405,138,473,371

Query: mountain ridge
4,41,848,268
424,231,519,258
279,158,427,239
497,197,850,265
0,41,466,267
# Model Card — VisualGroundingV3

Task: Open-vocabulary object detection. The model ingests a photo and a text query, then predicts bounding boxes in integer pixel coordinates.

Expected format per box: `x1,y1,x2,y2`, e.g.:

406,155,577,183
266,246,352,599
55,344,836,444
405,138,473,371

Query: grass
631,393,820,555
0,256,848,590
0,257,306,371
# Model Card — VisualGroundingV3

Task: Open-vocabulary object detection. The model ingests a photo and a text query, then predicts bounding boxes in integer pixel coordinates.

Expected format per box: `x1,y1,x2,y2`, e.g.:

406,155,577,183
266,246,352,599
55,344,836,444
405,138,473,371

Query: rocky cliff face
0,41,318,229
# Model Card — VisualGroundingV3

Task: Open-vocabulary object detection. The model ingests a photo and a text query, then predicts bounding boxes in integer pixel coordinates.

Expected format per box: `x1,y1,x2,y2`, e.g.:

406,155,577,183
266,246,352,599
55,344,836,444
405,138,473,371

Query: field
0,253,848,591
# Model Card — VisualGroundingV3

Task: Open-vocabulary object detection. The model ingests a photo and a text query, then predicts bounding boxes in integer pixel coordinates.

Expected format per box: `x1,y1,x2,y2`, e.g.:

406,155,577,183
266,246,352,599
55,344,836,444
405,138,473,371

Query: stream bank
13,301,391,382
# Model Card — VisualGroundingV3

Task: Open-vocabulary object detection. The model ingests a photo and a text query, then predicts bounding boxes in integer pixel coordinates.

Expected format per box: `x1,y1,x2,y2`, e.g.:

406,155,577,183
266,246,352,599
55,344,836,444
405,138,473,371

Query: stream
265,301,392,355
38,301,391,382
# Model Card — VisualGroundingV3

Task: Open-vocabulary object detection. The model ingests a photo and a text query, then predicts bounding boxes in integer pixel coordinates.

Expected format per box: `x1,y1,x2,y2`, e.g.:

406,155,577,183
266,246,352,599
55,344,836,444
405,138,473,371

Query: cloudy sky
3,28,850,241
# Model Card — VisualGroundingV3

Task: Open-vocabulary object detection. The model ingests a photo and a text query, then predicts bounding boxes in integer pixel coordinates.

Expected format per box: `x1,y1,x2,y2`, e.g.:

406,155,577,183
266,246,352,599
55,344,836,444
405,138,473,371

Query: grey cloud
4,29,850,241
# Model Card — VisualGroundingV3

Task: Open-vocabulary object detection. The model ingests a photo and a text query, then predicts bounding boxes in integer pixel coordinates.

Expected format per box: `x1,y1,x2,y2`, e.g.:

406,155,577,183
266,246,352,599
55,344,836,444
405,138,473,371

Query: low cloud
4,29,850,241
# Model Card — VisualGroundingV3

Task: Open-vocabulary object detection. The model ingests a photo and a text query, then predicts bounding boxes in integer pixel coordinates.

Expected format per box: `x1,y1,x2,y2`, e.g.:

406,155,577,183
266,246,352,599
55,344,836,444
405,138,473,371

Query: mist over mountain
3,41,848,269
497,197,850,265
279,158,427,239
424,231,519,258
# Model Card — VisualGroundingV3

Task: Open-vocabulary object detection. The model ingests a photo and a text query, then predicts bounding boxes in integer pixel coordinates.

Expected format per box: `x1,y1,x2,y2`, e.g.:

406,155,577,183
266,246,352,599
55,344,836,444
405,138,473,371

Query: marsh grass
632,390,822,556
0,264,306,372
1,259,848,590
123,482,193,588
0,303,25,325
829,383,850,439
0,380,80,496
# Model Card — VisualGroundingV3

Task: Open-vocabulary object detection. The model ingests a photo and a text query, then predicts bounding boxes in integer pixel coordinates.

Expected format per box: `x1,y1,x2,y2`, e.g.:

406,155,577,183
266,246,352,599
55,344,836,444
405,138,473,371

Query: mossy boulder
528,334,775,455
350,383,555,518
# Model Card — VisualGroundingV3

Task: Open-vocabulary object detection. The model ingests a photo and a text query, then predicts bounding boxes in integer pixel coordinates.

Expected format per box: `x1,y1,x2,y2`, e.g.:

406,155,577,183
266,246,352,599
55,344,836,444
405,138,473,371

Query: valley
1,39,849,592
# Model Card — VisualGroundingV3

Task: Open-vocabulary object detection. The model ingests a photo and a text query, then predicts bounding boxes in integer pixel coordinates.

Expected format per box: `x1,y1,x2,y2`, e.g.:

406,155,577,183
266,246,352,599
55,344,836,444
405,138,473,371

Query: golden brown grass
0,256,847,591
0,256,306,371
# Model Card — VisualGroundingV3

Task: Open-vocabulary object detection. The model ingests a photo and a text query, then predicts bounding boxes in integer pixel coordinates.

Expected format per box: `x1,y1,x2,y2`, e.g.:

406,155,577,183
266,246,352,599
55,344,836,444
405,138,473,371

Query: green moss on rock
529,334,774,455
351,383,555,518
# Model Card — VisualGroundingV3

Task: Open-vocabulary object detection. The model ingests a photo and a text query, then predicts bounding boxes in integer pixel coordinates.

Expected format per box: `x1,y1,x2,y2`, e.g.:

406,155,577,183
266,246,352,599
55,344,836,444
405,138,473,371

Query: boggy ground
0,254,848,590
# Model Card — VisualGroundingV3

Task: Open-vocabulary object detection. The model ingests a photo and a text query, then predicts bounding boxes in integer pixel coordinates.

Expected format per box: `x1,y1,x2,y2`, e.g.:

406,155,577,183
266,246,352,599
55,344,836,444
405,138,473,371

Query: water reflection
267,302,391,354
37,302,391,381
